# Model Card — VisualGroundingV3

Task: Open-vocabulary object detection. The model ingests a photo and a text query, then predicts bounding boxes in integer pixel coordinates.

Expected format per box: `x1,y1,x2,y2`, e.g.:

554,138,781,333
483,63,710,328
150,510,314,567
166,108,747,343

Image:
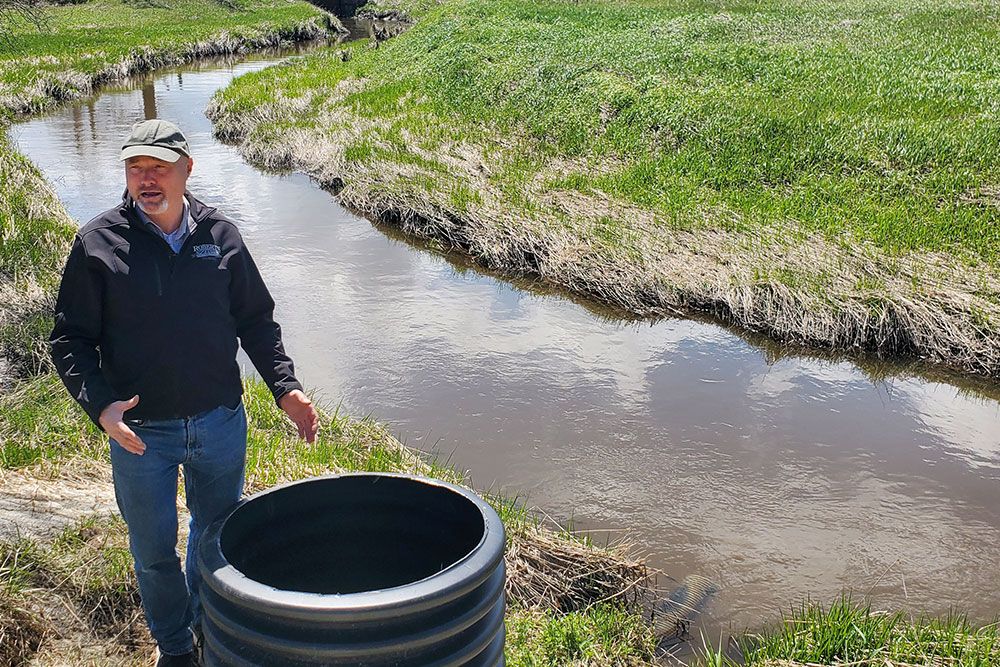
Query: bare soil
0,460,117,543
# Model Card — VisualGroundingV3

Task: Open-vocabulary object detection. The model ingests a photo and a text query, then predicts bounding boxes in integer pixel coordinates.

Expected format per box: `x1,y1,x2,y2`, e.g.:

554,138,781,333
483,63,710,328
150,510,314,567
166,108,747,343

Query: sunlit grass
506,604,658,666
698,597,1000,666
0,134,74,377
216,0,1000,261
0,372,456,488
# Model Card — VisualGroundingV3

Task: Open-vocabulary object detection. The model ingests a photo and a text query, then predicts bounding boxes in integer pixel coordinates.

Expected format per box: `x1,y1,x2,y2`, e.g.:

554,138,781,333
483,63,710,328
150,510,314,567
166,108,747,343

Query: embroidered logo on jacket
193,244,222,259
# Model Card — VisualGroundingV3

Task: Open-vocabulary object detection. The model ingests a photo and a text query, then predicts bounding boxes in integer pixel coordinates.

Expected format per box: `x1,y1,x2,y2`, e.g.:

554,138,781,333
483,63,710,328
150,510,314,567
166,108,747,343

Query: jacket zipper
153,260,163,297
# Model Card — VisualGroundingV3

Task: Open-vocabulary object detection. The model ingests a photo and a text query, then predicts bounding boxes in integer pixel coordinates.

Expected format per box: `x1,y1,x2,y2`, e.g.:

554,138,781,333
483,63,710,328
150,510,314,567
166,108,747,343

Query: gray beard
136,198,169,216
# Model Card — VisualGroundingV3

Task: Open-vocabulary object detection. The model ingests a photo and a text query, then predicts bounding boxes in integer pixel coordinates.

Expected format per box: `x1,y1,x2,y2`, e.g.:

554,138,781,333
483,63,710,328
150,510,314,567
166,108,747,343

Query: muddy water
11,52,1000,635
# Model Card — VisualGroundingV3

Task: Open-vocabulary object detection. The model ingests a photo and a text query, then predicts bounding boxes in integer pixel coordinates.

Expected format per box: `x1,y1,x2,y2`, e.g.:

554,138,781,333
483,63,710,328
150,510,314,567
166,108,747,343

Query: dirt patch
960,185,1000,209
0,460,117,543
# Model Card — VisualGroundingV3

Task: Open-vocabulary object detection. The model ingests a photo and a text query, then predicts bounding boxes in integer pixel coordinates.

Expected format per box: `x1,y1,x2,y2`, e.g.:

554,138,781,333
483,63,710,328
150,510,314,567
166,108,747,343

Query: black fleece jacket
50,191,302,427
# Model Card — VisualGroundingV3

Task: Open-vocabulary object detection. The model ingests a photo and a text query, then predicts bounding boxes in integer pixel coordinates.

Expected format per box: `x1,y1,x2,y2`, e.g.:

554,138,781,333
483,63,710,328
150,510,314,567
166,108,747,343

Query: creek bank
0,16,344,117
206,0,1000,380
0,375,665,665
212,107,1000,380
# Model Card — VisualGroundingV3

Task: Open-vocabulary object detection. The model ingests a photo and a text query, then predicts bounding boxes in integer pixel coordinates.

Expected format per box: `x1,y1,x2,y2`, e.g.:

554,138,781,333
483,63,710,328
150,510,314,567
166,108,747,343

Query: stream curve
11,48,1000,635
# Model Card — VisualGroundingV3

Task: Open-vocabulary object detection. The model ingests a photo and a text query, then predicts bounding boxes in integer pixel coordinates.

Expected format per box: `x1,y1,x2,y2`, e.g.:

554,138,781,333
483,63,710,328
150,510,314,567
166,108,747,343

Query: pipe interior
220,477,485,594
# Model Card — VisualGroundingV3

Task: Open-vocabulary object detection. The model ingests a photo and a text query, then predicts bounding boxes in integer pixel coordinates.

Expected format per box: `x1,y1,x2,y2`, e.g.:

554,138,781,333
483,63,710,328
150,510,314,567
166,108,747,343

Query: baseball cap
120,119,190,162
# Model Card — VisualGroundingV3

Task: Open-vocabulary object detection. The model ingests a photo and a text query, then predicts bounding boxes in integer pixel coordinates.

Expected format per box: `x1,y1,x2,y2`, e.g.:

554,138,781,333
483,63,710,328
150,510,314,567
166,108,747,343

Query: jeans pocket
219,400,243,415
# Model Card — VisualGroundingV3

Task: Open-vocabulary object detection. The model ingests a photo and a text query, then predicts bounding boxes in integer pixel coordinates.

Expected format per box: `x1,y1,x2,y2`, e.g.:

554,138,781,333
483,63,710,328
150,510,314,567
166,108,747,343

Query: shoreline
205,0,1000,381
210,104,1000,382
0,18,345,119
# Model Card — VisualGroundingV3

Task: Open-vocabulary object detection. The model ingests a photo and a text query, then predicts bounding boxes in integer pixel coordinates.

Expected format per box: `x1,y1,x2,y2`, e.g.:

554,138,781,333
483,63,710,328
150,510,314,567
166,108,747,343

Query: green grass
0,515,138,612
0,0,334,117
0,372,460,483
216,0,1000,261
699,597,1000,666
0,143,73,281
507,604,658,666
207,0,1000,376
0,134,75,377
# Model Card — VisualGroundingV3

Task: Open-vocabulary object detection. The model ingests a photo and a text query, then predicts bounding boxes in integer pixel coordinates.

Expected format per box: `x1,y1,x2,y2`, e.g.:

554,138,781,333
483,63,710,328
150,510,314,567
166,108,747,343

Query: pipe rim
198,473,506,618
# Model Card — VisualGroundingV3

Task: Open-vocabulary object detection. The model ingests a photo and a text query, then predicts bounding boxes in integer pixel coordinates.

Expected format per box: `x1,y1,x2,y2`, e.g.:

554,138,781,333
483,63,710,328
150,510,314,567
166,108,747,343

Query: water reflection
10,53,1000,632
142,82,157,120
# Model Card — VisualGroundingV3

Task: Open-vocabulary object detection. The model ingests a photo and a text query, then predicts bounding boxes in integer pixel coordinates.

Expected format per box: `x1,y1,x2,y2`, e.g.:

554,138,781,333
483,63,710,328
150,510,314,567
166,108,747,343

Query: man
50,119,318,666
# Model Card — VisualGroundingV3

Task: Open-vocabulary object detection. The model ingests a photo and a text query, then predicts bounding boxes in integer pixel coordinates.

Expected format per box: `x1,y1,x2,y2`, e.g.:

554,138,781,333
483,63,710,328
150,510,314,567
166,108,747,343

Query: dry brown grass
506,525,651,614
0,513,151,666
758,662,959,667
959,185,1000,210
209,84,1000,379
0,595,49,667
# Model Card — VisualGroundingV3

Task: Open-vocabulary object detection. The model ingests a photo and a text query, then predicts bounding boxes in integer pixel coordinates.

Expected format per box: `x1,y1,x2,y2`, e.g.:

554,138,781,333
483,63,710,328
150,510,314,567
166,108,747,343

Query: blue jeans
110,401,247,656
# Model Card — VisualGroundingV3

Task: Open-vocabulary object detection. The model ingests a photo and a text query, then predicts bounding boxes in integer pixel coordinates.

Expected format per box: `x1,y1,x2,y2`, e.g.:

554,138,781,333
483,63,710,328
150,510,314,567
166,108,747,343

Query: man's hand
99,395,146,455
279,390,319,443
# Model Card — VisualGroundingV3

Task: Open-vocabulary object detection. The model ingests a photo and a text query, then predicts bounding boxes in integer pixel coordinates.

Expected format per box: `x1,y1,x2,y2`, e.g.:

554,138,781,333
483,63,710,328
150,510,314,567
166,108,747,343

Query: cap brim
120,145,184,162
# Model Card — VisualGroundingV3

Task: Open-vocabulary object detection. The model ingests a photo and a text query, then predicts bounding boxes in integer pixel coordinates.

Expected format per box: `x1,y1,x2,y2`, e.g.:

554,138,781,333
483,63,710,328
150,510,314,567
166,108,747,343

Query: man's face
124,154,193,217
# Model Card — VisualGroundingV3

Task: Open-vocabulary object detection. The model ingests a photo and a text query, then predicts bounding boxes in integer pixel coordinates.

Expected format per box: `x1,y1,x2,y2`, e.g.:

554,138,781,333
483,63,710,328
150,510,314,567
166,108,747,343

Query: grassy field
209,0,1000,378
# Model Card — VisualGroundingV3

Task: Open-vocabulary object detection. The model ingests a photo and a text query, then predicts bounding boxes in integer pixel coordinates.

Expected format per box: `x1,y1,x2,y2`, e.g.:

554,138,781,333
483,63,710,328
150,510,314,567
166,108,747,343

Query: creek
10,44,1000,637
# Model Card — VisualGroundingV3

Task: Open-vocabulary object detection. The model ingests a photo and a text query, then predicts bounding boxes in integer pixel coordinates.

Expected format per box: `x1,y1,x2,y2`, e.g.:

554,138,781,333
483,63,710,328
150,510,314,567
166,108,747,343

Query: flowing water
11,48,1000,638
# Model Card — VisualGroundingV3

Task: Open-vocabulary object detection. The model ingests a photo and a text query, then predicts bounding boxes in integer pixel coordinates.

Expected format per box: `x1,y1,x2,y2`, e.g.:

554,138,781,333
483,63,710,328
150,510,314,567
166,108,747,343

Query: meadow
210,0,1000,377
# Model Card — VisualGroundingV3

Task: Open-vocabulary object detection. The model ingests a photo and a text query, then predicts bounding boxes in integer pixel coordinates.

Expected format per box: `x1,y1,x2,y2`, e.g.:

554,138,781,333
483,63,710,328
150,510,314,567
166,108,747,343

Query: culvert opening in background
220,476,486,594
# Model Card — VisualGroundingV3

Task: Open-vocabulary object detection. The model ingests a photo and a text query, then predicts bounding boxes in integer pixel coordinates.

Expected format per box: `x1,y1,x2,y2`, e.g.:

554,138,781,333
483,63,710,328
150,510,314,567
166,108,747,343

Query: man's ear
187,157,194,176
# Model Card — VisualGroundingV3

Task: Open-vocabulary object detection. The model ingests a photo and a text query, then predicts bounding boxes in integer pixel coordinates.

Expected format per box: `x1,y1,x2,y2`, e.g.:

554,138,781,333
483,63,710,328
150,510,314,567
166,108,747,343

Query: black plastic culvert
197,474,506,666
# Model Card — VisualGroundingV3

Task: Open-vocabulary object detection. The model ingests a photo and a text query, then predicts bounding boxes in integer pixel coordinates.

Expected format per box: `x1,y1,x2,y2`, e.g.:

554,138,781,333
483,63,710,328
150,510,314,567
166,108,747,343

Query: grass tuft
0,516,150,662
0,593,48,667
701,596,1000,667
506,604,658,667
